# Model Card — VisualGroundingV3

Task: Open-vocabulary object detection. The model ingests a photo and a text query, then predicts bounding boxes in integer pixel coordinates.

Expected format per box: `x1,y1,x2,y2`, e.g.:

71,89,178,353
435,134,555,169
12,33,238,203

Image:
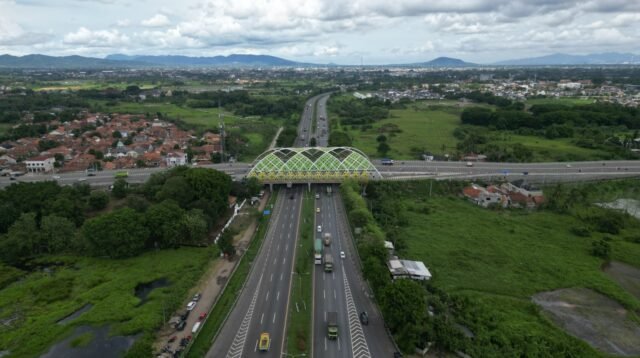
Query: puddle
40,325,138,358
57,304,93,325
134,278,170,306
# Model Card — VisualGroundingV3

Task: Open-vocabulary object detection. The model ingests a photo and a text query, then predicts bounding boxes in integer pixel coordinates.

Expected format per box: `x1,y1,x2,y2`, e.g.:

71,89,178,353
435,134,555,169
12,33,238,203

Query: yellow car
316,207,321,213
258,332,270,351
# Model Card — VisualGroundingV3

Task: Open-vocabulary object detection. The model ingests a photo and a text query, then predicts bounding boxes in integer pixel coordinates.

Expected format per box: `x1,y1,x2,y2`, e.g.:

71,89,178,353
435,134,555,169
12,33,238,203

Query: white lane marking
342,266,372,358
254,339,258,352
325,337,327,351
338,336,341,351
334,290,337,299
260,313,264,324
285,244,288,252
277,291,280,301
226,274,263,358
290,223,293,229
277,244,280,250
270,274,273,282
272,312,276,323
282,257,286,264
266,291,269,301
273,257,277,264
280,273,283,281
323,289,326,300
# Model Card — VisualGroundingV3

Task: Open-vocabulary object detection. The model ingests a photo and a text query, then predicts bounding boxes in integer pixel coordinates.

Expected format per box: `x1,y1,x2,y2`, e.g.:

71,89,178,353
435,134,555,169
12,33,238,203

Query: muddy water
134,278,170,306
40,325,138,358
56,304,93,325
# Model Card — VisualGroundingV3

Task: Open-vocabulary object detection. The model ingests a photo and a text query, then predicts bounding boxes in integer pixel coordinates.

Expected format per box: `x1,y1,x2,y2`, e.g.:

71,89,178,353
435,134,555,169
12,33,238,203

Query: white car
340,251,345,259
52,175,61,179
186,301,197,311
317,225,322,233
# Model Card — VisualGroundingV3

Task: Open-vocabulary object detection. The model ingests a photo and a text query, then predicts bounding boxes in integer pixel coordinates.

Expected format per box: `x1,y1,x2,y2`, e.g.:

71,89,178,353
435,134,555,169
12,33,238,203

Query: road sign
263,210,271,216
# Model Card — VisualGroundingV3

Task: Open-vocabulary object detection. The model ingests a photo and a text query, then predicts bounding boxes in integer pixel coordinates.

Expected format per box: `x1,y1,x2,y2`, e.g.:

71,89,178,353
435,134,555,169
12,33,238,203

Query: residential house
463,184,507,208
166,152,188,167
25,155,55,173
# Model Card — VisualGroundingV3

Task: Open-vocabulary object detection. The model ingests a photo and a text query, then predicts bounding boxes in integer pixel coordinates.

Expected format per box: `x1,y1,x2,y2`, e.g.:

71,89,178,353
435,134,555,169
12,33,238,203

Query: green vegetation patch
0,248,214,357
0,263,23,290
286,190,314,354
69,331,94,348
365,180,640,356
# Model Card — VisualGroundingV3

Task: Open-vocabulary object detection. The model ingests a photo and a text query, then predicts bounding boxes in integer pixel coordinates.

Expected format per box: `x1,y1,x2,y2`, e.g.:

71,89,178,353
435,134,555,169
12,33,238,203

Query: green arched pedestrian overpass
247,147,381,184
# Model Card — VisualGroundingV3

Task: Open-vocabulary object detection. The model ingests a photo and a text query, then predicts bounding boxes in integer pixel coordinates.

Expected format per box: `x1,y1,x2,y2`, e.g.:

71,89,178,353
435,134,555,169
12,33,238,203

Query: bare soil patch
532,288,640,356
604,261,640,301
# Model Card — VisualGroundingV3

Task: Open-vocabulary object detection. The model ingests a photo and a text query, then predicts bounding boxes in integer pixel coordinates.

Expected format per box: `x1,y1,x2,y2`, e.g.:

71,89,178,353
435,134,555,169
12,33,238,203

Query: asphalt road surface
295,93,331,148
206,188,302,358
312,185,396,358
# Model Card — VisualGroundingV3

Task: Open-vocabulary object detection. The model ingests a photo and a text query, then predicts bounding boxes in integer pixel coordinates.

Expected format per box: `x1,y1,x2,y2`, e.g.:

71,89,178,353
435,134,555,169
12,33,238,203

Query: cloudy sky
0,0,639,64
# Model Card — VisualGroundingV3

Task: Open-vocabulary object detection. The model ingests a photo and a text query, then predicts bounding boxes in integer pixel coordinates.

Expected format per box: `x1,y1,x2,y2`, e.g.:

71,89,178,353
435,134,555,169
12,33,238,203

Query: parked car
180,310,190,321
176,320,187,331
192,293,201,301
186,301,197,311
360,311,369,325
199,312,207,321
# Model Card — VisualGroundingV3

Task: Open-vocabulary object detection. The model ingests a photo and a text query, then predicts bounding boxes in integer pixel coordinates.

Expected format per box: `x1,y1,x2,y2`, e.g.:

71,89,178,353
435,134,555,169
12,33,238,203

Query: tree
377,142,390,156
376,134,387,143
349,208,371,228
177,210,208,244
40,215,76,253
112,130,122,138
155,176,195,208
379,280,427,350
145,200,185,248
112,178,128,199
328,131,352,147
0,213,40,264
217,230,235,256
88,191,110,211
82,208,149,258
136,159,146,168
591,239,611,260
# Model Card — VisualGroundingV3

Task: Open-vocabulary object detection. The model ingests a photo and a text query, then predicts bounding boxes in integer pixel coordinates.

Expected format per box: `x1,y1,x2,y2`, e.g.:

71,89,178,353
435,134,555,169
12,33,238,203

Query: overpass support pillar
269,183,273,192
308,182,311,192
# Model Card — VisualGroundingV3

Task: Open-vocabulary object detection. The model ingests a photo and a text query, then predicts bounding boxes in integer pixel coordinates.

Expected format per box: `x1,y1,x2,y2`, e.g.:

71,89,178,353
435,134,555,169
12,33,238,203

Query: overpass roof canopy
247,147,380,182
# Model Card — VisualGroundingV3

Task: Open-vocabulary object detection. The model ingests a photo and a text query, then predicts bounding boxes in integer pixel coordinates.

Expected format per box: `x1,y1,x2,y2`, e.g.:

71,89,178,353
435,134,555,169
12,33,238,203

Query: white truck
323,233,332,246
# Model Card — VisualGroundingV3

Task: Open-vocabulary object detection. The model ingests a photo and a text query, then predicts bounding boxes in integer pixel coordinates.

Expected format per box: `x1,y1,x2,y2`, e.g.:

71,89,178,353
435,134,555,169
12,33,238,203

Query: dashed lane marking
342,265,371,358
226,273,263,358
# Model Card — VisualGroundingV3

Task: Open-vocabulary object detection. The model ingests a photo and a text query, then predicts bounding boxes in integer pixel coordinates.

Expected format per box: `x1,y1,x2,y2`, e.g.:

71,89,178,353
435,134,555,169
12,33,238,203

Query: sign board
263,210,271,216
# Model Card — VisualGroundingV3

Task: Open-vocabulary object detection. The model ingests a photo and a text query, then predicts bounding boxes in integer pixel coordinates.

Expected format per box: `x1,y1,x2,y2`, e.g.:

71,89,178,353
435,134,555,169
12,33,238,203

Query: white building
388,259,432,281
166,152,188,167
25,155,55,173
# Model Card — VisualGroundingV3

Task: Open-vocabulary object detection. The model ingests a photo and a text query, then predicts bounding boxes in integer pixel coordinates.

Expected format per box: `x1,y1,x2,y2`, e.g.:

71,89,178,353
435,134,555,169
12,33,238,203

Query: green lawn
0,123,12,136
488,133,614,161
0,247,216,357
375,180,640,355
286,190,314,355
343,108,461,160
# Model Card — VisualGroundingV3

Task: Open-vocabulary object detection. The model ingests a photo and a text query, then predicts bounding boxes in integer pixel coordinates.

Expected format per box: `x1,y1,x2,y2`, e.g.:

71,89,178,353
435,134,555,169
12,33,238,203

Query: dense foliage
0,167,234,266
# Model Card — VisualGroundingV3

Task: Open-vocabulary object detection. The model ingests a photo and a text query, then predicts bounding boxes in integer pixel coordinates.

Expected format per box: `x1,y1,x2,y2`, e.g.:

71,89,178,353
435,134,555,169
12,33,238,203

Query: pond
40,325,138,358
56,304,93,325
134,278,170,306
596,198,640,219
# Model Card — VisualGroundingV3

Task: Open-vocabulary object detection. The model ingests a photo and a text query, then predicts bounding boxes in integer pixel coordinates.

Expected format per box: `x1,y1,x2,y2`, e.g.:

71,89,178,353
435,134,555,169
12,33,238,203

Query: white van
317,225,322,233
192,321,201,334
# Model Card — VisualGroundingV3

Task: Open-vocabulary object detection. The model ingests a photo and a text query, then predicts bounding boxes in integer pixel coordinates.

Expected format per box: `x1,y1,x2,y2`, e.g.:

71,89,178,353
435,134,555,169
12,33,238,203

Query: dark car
394,352,403,358
359,311,369,325
176,320,187,331
180,310,190,321
289,194,294,200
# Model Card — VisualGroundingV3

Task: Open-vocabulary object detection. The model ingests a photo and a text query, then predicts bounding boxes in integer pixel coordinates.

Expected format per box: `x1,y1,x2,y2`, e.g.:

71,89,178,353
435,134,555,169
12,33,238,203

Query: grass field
0,247,215,357
371,180,640,355
0,123,12,136
285,190,314,355
186,192,278,358
525,97,596,107
342,108,461,160
488,133,614,161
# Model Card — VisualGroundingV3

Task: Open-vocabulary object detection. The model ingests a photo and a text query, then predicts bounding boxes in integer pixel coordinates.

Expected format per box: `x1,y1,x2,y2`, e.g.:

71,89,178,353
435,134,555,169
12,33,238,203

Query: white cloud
141,14,170,27
115,19,131,27
63,27,130,47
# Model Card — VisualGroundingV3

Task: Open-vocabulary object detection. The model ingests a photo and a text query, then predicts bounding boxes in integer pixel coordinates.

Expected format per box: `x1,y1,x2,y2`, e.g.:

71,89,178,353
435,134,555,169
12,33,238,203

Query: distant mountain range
105,54,302,67
1,52,640,69
495,52,640,66
403,56,476,67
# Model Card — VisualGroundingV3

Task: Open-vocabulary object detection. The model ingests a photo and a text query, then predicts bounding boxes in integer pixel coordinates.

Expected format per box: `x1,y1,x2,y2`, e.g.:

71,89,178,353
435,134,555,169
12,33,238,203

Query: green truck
327,311,338,339
314,238,323,265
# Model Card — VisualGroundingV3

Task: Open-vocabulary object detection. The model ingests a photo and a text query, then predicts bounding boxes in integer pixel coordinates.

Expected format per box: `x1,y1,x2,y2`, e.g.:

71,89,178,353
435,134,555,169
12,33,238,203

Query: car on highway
340,251,345,259
315,193,320,199
258,332,270,351
87,172,96,176
317,225,322,232
316,207,320,213
360,311,369,325
466,162,474,167
186,301,197,311
566,164,572,168
52,175,61,179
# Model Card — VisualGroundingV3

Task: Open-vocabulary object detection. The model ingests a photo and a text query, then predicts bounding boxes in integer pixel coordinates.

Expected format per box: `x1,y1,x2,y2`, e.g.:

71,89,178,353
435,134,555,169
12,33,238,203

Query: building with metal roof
247,147,381,184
